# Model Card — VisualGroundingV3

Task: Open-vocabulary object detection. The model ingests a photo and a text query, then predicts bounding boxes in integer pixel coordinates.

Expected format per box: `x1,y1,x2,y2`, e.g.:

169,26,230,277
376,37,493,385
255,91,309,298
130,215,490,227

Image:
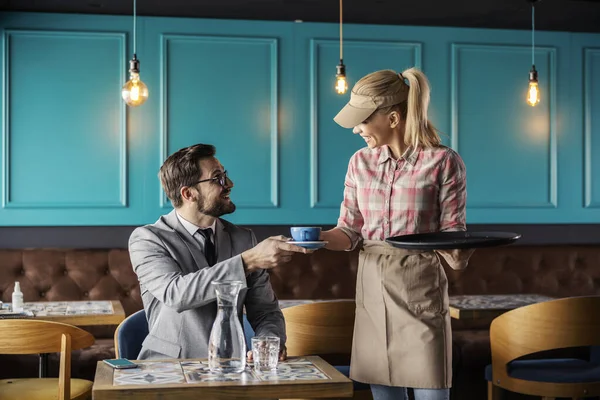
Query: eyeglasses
191,171,229,188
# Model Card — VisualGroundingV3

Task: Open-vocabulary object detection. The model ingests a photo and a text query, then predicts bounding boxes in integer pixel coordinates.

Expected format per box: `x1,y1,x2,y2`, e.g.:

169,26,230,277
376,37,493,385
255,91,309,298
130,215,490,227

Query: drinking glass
251,336,280,371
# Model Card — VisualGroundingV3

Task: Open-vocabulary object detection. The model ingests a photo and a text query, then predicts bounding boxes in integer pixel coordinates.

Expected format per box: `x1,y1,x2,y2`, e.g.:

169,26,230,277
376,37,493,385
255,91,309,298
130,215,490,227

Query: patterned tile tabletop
1,300,115,316
113,358,330,386
449,294,554,310
26,301,114,316
278,299,352,309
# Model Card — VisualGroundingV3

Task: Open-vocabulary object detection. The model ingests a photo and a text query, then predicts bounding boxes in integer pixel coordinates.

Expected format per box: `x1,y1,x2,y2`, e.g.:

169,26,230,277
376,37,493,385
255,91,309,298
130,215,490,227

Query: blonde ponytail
401,67,441,149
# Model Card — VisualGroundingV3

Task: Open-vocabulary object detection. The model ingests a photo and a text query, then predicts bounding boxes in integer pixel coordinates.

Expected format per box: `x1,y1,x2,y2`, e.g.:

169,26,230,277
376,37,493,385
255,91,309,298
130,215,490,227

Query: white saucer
286,240,328,249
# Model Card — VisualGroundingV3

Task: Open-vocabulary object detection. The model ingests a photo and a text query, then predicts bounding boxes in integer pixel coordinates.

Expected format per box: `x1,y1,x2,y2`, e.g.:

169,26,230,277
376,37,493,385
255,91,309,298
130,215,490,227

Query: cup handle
301,231,308,242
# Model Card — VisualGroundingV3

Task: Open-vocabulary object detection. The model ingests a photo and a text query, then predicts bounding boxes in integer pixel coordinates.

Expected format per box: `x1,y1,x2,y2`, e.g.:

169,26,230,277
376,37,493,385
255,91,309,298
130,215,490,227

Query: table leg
39,353,49,378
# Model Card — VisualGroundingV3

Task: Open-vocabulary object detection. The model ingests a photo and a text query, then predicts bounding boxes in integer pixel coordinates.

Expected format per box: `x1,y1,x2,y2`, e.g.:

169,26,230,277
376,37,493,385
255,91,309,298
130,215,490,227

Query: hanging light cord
531,2,535,66
133,0,137,56
339,0,343,61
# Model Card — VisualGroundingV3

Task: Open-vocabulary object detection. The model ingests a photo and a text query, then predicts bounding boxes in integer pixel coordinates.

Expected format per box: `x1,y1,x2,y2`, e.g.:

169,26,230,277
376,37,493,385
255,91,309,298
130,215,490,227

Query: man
129,143,308,360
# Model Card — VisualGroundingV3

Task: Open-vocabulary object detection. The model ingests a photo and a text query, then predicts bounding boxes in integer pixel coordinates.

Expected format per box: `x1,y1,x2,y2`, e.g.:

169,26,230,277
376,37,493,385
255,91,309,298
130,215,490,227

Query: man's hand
247,345,287,362
279,345,287,361
241,235,311,273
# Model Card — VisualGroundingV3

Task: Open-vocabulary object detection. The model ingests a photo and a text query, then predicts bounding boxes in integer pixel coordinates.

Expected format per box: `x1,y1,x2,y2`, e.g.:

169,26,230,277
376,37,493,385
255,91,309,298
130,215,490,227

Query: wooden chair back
282,300,355,365
490,295,600,398
0,320,95,400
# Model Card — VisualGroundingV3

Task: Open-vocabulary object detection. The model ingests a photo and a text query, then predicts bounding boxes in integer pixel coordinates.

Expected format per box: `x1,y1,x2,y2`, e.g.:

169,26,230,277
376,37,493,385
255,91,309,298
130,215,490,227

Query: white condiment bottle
12,282,23,313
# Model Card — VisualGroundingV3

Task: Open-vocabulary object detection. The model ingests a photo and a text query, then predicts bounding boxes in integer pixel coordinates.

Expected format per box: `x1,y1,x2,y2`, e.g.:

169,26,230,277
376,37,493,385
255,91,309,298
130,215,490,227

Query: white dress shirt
176,212,216,248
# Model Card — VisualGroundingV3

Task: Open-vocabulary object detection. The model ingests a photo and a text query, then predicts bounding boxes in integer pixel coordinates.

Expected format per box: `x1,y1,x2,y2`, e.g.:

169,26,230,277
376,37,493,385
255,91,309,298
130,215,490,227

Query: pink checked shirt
337,145,467,249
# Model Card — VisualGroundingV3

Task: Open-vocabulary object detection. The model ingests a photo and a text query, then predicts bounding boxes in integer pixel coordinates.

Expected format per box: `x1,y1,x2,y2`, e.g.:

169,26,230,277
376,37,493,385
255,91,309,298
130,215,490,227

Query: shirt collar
377,145,418,166
176,212,216,237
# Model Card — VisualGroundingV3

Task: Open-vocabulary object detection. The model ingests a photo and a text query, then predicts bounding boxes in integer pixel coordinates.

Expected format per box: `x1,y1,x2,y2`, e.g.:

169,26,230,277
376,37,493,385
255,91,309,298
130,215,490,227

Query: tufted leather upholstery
3,246,598,316
0,249,142,316
269,249,359,300
446,245,600,297
280,245,600,302
1,245,598,399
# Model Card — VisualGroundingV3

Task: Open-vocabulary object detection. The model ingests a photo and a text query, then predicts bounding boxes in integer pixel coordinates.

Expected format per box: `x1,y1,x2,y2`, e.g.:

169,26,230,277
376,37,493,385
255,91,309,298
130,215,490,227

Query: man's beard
195,193,236,217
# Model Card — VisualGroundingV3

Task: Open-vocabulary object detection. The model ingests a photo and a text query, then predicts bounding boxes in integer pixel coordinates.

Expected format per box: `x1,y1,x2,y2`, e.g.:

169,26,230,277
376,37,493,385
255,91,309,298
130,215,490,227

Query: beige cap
333,86,409,129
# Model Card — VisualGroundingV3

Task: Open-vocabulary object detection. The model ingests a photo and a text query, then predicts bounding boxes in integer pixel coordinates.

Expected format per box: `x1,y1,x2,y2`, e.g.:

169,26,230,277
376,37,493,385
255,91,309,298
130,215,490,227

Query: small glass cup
251,336,280,371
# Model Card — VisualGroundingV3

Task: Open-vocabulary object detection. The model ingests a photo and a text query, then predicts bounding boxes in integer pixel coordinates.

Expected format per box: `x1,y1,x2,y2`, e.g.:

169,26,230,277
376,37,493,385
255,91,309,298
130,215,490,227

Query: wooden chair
487,295,600,400
0,319,95,400
282,300,372,400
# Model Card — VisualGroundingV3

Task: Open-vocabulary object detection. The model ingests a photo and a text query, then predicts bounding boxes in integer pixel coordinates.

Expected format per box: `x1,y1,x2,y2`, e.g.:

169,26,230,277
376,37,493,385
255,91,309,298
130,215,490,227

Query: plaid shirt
337,145,467,249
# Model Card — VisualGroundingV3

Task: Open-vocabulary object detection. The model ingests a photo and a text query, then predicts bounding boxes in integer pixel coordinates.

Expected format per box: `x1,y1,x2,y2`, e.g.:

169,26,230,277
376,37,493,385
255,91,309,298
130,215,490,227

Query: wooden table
449,294,555,320
92,356,353,400
1,300,126,378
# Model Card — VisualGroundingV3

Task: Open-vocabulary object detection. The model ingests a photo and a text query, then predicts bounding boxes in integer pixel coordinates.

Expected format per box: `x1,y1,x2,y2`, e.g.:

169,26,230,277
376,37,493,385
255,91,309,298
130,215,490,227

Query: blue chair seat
334,365,371,391
485,359,600,383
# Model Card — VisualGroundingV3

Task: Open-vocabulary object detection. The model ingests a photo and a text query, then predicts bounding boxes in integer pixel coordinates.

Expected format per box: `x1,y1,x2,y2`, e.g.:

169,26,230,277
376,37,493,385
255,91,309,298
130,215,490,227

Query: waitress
320,67,474,400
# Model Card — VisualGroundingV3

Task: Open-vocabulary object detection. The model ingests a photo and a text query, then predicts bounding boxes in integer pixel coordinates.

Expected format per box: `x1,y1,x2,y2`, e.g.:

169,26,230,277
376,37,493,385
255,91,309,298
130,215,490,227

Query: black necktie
197,228,216,266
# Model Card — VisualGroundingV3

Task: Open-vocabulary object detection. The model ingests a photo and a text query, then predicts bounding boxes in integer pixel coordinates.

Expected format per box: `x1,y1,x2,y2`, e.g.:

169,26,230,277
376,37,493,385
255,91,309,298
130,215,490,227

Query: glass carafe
208,280,246,373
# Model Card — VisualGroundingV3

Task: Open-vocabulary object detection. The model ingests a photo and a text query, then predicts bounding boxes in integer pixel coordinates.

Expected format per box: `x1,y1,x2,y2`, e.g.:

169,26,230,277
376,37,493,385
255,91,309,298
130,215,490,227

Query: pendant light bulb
526,0,540,107
335,62,348,95
335,0,348,95
527,66,540,107
122,0,148,107
122,55,148,107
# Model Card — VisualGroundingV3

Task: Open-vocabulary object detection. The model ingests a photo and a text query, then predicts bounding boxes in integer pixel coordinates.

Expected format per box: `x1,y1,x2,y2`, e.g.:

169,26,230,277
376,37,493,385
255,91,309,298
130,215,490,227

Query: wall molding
1,29,128,209
158,34,280,209
584,48,600,208
308,38,422,208
451,43,558,209
3,224,600,248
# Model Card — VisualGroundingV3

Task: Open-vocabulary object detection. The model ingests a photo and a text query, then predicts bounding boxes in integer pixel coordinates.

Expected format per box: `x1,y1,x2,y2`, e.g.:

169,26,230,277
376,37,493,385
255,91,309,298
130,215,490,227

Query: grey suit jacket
128,210,285,360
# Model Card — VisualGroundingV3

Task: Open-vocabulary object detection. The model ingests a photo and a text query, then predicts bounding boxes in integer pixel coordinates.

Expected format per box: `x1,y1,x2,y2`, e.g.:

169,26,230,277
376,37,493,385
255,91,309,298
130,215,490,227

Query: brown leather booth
1,245,598,399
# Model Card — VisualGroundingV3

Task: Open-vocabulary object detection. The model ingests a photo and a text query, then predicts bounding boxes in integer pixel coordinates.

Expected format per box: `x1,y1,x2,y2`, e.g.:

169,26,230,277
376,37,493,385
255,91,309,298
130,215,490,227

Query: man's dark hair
159,144,216,208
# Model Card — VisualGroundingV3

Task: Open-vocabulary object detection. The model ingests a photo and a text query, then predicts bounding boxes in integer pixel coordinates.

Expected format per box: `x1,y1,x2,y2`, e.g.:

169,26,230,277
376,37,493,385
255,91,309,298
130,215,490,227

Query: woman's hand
320,229,353,251
435,248,475,270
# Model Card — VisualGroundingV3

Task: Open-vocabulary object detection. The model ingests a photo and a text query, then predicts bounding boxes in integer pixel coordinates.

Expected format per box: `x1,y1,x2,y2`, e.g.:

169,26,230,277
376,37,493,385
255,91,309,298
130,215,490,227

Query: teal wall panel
584,48,600,208
139,17,301,225
3,30,127,208
0,12,599,226
158,34,279,209
0,13,147,225
451,44,557,209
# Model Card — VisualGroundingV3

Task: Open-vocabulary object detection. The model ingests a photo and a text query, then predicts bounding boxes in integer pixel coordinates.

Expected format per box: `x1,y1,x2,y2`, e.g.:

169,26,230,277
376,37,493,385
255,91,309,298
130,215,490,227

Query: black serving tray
385,231,521,250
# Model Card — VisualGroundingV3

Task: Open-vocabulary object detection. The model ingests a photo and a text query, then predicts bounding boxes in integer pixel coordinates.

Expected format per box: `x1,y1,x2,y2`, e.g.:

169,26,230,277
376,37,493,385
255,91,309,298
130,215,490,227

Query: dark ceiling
1,0,600,33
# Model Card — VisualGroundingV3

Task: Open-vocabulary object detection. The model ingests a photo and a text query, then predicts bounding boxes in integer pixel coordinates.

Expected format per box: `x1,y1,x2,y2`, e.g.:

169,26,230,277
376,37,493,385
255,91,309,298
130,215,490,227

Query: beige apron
350,240,452,389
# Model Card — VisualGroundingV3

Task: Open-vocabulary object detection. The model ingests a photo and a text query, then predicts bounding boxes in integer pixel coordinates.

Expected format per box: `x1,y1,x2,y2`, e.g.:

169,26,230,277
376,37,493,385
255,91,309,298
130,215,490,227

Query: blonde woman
320,68,473,400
